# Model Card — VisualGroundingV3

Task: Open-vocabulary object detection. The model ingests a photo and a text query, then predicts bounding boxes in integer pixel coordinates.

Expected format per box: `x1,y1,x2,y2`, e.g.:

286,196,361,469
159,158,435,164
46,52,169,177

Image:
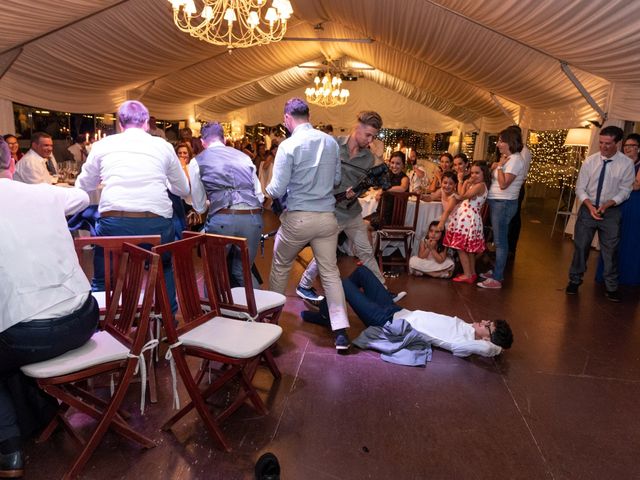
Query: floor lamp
551,128,591,237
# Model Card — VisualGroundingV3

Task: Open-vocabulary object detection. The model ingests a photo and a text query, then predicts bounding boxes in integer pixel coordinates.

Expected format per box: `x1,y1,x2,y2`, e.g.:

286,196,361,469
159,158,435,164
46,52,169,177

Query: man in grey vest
190,122,264,287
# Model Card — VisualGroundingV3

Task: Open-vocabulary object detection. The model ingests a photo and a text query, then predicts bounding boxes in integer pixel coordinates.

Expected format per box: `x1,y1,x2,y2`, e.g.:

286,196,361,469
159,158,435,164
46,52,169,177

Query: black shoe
255,452,280,480
301,310,330,326
334,329,351,351
605,290,621,302
565,282,579,295
0,450,24,478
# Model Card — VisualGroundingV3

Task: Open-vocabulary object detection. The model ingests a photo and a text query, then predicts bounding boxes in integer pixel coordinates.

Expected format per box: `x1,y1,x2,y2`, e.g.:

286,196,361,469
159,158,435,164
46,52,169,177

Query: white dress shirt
0,180,91,331
14,148,58,184
76,128,190,218
189,141,264,214
575,150,635,206
393,309,503,357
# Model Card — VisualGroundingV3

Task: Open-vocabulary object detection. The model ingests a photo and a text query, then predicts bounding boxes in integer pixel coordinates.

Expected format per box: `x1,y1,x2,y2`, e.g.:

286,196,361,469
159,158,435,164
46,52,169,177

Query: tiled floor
24,199,640,479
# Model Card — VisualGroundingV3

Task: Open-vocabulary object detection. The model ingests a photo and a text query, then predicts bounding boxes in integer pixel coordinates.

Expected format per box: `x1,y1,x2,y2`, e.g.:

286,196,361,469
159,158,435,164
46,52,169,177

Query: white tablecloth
358,192,443,255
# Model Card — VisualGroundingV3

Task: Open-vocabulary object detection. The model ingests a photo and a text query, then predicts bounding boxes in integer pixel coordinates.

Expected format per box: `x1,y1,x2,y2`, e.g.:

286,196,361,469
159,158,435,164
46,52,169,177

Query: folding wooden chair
183,231,286,325
154,235,282,452
21,244,160,480
373,191,421,273
73,235,163,403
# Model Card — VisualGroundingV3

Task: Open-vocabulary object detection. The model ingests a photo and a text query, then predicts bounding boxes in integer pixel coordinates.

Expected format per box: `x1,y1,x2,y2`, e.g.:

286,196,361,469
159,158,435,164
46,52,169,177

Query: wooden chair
154,235,282,452
373,191,421,273
74,235,163,403
21,244,160,480
73,235,161,314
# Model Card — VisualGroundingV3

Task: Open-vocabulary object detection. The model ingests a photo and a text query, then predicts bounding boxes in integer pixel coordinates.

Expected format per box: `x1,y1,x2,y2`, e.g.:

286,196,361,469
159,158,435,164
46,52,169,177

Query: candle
85,132,89,143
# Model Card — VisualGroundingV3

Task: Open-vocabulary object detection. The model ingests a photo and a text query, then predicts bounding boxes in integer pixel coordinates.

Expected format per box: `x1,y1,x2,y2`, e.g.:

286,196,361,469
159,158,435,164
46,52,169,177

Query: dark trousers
0,295,99,442
320,266,401,327
94,215,177,312
508,185,526,254
569,205,621,291
204,212,263,288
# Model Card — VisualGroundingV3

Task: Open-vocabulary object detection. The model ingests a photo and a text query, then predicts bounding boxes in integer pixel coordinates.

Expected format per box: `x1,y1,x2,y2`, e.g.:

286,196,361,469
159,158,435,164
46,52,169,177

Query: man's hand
345,187,356,199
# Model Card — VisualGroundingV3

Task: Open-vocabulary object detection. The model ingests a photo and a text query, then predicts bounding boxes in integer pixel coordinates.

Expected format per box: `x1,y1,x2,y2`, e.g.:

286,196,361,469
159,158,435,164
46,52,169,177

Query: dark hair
498,128,523,153
357,111,383,130
453,152,468,165
441,170,458,185
3,134,17,142
471,160,491,190
427,220,446,253
491,319,513,349
74,134,86,144
600,125,624,143
439,152,453,163
31,131,52,146
200,122,225,142
284,98,309,118
625,133,640,145
390,151,406,165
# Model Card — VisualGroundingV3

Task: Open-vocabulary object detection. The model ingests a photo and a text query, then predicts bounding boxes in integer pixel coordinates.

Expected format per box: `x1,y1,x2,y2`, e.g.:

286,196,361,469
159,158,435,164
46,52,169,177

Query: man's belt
216,208,262,215
101,210,161,218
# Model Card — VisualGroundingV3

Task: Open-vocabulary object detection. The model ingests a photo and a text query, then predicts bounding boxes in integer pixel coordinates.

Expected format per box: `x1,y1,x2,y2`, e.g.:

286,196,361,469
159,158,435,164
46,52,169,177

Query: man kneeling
302,266,513,358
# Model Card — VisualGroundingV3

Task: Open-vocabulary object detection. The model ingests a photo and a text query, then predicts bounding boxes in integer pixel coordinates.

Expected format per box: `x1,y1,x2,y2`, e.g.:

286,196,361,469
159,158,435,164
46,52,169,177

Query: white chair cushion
21,331,129,379
179,316,282,359
92,290,145,310
220,288,286,319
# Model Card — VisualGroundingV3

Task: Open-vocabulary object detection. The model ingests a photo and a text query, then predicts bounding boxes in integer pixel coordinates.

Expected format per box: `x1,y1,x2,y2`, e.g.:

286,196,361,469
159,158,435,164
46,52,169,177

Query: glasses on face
623,143,639,148
485,323,493,336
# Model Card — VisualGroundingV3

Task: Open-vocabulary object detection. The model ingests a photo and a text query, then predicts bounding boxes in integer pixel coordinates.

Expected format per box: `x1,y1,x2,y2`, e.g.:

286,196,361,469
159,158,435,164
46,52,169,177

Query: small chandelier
168,0,293,50
305,72,350,108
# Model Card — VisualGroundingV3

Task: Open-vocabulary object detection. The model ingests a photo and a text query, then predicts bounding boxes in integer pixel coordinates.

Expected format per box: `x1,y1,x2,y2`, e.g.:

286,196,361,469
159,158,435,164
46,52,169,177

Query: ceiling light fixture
305,72,350,108
168,0,293,50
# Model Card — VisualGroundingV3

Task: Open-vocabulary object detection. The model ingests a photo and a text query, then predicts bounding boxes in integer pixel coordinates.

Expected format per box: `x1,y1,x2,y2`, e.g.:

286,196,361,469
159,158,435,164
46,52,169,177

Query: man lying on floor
302,266,513,359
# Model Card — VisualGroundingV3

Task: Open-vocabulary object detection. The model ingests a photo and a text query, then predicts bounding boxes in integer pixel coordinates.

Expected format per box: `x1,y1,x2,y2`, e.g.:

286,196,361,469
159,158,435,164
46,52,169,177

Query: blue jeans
94,216,177,312
320,266,400,327
204,212,263,288
488,199,519,282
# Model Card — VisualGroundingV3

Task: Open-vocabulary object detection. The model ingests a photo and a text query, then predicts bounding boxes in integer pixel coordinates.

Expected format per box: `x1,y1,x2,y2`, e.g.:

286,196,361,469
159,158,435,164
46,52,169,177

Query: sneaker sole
335,344,351,351
296,290,325,302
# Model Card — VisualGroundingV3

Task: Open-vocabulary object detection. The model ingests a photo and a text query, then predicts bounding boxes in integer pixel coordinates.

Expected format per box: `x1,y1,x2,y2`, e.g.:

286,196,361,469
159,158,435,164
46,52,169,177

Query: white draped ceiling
1,0,639,132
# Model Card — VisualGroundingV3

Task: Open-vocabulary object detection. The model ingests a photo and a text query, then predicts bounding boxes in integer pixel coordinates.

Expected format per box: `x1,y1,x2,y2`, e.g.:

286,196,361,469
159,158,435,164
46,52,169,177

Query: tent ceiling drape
1,0,639,132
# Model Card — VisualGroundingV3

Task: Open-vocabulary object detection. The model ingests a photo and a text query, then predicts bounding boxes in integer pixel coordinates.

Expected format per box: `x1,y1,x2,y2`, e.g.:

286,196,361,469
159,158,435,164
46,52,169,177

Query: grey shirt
333,135,376,223
266,123,341,212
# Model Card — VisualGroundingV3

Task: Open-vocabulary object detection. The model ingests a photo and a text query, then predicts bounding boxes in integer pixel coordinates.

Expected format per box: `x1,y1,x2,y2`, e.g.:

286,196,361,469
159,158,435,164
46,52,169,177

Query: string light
526,129,576,187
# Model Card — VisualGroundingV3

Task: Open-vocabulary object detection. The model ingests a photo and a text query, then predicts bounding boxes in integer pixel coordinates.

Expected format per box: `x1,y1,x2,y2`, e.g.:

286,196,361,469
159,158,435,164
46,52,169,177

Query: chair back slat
202,234,258,317
104,243,159,351
379,191,421,230
154,235,221,340
74,235,161,311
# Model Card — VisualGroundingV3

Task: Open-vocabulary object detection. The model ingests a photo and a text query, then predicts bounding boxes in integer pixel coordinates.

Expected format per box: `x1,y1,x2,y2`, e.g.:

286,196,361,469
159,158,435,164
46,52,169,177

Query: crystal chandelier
168,0,293,50
305,72,350,108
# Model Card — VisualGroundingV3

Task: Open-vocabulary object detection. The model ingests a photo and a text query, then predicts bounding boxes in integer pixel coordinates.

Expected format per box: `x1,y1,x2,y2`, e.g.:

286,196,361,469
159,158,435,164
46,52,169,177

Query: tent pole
490,93,516,124
560,62,607,121
0,48,23,81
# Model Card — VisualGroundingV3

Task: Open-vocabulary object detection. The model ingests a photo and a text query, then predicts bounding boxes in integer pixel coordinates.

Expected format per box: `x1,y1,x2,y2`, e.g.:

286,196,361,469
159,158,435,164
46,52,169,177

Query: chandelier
168,0,293,50
305,72,350,108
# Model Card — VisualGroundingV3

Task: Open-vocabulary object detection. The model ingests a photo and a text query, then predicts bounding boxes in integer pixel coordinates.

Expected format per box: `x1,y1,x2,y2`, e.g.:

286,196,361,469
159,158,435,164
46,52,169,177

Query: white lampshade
564,128,591,146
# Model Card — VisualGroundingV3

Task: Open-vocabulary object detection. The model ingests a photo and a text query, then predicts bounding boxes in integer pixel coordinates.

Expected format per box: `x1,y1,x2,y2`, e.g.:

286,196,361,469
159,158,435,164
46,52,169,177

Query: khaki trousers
299,214,385,289
269,211,349,331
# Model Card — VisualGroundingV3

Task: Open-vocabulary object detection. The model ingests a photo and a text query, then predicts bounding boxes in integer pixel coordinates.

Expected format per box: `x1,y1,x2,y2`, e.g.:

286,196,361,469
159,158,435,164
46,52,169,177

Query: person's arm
60,186,90,215
265,145,292,199
76,149,101,191
0,137,10,170
455,182,485,201
251,163,265,204
188,159,208,214
436,194,459,231
417,238,429,259
430,245,448,264
607,160,636,209
450,340,502,358
428,171,441,193
634,167,640,191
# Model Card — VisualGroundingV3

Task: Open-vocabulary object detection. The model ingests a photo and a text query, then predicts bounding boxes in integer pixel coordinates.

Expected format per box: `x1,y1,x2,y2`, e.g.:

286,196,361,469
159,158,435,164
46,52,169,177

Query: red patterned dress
443,187,487,253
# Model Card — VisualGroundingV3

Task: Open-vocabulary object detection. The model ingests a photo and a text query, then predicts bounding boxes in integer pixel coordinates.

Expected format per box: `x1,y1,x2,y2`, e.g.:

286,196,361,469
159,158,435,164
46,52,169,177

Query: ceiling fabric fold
0,0,637,130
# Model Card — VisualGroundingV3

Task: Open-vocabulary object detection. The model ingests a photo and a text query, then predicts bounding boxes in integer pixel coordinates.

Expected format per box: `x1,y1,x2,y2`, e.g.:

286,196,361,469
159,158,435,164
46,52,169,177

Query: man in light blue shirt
266,98,351,350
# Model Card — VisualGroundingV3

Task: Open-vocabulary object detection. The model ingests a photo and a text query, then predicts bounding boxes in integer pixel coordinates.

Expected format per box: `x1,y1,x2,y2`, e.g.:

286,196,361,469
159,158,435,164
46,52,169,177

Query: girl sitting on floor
409,221,455,278
439,161,491,284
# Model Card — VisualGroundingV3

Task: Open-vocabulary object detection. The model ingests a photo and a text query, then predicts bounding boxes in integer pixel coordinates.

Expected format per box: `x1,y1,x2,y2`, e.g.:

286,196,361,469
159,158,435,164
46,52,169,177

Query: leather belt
216,208,263,215
101,210,160,218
